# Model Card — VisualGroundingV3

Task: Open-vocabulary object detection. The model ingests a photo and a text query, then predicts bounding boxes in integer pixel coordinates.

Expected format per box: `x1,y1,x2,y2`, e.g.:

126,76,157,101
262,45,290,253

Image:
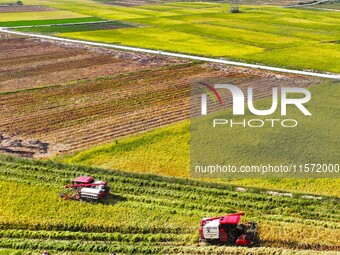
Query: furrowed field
11,0,340,73
0,33,316,158
0,155,339,254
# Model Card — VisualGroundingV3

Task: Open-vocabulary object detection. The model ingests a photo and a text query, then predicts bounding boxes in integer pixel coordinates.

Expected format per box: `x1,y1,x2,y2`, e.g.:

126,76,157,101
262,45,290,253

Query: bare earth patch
0,35,188,92
0,32,20,39
0,33,318,157
0,5,55,13
0,134,49,158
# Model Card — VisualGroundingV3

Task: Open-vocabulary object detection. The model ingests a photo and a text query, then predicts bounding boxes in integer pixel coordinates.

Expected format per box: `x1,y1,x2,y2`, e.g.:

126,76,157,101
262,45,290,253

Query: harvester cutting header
59,176,110,202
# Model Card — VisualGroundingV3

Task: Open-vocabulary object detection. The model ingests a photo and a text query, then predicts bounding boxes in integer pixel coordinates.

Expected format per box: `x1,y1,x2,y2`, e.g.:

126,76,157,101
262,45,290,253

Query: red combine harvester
59,176,110,202
199,212,258,246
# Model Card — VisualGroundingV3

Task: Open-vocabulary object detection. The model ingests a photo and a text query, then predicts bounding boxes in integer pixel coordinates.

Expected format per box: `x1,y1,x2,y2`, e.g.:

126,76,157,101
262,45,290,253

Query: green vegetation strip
14,21,133,34
0,17,103,27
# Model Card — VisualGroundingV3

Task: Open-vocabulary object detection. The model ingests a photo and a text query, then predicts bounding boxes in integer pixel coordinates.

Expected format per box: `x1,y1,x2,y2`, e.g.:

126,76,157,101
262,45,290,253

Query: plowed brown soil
0,5,55,13
0,33,318,157
0,35,188,92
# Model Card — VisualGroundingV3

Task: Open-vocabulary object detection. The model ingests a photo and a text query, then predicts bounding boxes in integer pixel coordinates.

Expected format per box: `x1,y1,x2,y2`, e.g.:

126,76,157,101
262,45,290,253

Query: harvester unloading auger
59,176,110,202
200,212,259,246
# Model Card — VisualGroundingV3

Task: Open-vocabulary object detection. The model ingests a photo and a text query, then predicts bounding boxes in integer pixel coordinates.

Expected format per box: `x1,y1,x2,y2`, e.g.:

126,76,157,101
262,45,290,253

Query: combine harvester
60,176,110,202
200,212,258,246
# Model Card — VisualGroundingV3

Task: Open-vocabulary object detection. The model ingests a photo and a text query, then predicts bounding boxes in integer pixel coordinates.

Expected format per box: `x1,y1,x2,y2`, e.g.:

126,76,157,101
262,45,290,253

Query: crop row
0,157,337,209
0,238,337,255
0,158,336,210
0,63,200,152
0,157,338,217
0,156,339,231
0,81,189,134
0,222,186,235
0,156,339,252
0,58,311,154
0,230,192,243
0,159,330,208
1,55,117,82
0,72,191,124
0,218,338,251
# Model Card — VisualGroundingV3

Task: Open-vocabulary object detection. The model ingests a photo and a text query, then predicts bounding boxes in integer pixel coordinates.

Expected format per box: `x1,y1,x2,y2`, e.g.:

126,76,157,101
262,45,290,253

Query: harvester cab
199,212,258,246
59,176,110,202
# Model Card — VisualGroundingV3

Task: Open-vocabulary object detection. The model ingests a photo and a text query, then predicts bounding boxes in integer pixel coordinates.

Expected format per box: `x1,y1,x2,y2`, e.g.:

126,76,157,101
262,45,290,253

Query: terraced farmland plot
0,62,214,156
0,155,339,254
0,33,186,92
0,34,316,158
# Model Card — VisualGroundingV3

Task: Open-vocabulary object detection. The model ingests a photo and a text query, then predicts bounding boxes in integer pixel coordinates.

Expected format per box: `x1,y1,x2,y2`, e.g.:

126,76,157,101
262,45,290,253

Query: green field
11,0,339,73
59,81,340,196
0,155,339,254
0,17,103,27
15,21,133,34
0,10,88,22
58,4,340,72
62,26,263,56
2,1,339,72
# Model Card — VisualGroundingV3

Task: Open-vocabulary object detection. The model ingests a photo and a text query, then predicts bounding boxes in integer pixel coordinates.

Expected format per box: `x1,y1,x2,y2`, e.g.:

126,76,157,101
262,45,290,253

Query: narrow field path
1,28,339,80
299,6,340,11
285,0,329,7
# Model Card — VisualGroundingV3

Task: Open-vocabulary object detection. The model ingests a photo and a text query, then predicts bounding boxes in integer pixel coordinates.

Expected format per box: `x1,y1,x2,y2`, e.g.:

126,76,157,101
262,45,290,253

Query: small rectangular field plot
0,57,317,158
15,21,135,34
0,10,89,23
0,34,183,92
0,17,104,27
0,5,55,13
0,64,203,156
